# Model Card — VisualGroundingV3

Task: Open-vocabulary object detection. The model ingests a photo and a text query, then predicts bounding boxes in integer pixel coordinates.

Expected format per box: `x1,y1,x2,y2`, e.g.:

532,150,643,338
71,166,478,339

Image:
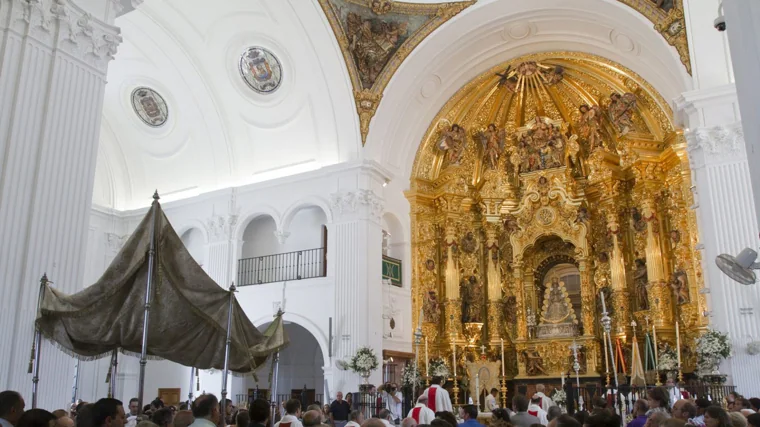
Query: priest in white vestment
421,377,453,413
407,396,435,425
528,395,549,426
534,384,555,410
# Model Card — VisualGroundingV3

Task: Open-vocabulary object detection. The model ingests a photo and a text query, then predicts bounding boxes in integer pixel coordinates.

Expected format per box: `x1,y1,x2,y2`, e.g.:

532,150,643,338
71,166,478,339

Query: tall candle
425,337,429,377
652,325,659,370
475,373,480,408
600,290,607,313
561,371,565,387
500,338,505,375
676,321,681,366
418,307,424,329
603,331,609,373
452,341,457,376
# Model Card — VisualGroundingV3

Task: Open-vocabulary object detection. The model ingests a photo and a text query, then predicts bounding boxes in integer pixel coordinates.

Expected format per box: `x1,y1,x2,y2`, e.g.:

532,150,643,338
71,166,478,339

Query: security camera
715,16,726,31
715,2,726,31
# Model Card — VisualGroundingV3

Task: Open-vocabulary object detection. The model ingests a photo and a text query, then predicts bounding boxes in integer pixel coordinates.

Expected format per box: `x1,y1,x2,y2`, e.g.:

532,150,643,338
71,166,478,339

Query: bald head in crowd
173,411,194,427
302,410,323,427
361,420,386,427
56,417,75,427
417,396,429,405
402,418,418,427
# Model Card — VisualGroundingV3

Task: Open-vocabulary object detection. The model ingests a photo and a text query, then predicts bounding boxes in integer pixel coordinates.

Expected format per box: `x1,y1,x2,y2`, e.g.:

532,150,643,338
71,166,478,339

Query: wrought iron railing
237,247,326,286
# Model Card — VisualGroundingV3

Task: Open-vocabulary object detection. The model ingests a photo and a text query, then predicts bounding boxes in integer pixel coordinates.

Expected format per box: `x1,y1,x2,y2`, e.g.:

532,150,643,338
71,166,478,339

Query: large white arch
364,0,692,181
252,312,331,367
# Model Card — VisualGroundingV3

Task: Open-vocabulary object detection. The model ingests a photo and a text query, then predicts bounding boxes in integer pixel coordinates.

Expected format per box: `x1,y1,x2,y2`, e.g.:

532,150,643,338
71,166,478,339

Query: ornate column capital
329,189,383,223
4,0,122,72
685,122,746,168
204,214,239,243
105,232,128,253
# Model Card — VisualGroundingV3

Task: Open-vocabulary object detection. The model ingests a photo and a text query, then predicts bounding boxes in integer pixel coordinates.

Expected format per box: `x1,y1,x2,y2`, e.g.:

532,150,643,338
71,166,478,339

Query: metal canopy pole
138,191,161,414
109,350,119,398
71,359,81,405
220,283,237,417
31,274,49,409
188,367,195,406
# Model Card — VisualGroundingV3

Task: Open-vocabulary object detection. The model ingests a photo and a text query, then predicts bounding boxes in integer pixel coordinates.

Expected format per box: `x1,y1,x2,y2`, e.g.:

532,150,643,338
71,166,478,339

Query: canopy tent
33,194,288,408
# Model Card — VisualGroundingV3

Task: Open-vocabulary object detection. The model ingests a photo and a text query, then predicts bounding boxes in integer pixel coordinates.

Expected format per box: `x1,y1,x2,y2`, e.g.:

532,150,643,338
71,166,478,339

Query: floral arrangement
428,357,450,379
349,346,379,376
658,343,678,371
401,364,422,388
552,389,567,406
696,329,732,374
747,341,760,356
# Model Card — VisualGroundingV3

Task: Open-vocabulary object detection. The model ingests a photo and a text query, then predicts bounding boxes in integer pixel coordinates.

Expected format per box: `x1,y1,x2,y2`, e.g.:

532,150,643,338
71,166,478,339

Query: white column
0,0,120,409
329,184,384,394
722,0,760,228
685,123,760,396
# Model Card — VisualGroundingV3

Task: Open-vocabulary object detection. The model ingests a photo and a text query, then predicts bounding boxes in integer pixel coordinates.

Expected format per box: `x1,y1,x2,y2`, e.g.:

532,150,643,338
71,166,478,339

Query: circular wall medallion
131,87,168,127
239,47,283,94
536,207,556,226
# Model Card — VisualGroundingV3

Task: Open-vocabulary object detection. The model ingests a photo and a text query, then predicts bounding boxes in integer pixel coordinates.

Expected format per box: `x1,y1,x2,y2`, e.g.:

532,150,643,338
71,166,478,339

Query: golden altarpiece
407,53,708,400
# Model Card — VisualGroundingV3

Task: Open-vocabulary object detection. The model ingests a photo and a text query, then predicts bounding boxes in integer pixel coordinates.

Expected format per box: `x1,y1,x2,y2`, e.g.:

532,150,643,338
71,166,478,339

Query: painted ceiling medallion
131,87,168,127
239,47,283,94
317,0,475,145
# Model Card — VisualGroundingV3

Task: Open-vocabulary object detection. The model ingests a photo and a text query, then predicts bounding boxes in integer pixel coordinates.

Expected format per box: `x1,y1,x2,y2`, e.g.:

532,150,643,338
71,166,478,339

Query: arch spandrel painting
407,52,705,381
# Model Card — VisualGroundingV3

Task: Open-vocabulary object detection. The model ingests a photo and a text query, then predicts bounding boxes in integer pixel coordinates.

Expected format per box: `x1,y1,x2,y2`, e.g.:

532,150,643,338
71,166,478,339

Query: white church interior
3,0,760,420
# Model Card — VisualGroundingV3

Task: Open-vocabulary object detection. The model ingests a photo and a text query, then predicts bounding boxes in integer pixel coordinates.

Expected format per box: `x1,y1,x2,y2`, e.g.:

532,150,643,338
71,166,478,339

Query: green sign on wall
382,255,402,287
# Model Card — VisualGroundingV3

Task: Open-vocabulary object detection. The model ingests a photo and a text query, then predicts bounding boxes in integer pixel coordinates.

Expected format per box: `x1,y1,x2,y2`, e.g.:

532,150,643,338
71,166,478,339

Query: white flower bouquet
428,357,450,379
696,329,732,374
658,343,678,371
349,346,379,376
552,389,567,406
401,364,422,388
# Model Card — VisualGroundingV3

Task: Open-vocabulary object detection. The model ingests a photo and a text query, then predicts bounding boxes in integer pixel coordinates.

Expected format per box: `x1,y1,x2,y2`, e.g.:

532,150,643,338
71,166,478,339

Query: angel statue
578,104,605,151
477,124,506,169
608,92,637,135
437,124,467,165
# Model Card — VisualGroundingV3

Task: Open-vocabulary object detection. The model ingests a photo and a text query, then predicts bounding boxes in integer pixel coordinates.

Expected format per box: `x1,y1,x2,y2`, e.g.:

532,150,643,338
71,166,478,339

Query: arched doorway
244,322,326,406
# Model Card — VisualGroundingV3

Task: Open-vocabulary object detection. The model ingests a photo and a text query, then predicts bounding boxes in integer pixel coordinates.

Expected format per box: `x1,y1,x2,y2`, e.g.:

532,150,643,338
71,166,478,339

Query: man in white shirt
527,395,548,426
485,388,500,412
533,385,555,411
0,391,24,427
407,396,435,425
274,399,303,427
420,377,453,413
345,411,364,427
187,395,221,427
384,383,403,423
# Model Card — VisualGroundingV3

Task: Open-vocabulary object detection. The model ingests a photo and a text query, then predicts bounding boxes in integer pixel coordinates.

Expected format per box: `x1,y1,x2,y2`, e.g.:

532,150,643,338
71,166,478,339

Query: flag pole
30,274,49,409
220,283,237,417
138,191,161,414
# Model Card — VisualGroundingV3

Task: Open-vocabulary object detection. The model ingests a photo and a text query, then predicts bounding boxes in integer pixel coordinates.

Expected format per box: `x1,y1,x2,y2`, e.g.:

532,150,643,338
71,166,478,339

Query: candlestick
500,338,505,375
676,321,681,366
475,373,480,409
425,337,429,377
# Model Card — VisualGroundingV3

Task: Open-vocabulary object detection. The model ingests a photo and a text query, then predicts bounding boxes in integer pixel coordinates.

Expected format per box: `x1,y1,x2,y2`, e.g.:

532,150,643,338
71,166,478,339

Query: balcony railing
237,247,326,286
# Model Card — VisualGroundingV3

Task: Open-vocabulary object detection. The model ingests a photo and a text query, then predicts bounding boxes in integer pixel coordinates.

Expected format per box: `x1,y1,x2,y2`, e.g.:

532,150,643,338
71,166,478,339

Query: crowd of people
2,384,757,427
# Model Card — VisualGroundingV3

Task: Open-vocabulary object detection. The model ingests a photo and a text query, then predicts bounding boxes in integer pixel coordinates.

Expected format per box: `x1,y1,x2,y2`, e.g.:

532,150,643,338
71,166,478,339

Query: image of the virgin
543,278,570,323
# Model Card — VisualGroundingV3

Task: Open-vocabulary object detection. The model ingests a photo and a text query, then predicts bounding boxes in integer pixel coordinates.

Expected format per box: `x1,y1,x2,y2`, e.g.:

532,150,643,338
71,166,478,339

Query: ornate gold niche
408,53,707,384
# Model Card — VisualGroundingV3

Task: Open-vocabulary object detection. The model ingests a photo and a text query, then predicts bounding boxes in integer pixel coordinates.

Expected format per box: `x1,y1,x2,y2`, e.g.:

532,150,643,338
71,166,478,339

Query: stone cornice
330,189,384,222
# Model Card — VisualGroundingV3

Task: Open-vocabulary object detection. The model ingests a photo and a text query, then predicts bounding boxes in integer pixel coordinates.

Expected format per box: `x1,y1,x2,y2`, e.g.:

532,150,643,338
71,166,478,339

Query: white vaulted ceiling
94,0,360,210
93,0,692,209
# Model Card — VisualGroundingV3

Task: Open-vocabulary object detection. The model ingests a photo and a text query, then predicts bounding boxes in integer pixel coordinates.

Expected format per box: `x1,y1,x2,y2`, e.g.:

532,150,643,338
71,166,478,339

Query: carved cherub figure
437,124,467,164
477,124,506,169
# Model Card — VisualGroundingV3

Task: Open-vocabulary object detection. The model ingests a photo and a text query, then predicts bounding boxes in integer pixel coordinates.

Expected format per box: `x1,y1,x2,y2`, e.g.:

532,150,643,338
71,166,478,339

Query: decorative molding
205,214,239,242
686,123,745,155
316,0,475,145
274,230,290,245
105,232,129,252
329,189,384,221
6,0,122,72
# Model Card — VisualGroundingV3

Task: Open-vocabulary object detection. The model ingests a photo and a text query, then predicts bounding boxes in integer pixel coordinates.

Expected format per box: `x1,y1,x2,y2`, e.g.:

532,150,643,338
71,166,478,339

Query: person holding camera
382,383,403,424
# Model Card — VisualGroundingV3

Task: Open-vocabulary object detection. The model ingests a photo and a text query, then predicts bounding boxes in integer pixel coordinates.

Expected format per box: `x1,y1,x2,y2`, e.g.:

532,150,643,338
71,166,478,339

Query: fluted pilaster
0,0,120,408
